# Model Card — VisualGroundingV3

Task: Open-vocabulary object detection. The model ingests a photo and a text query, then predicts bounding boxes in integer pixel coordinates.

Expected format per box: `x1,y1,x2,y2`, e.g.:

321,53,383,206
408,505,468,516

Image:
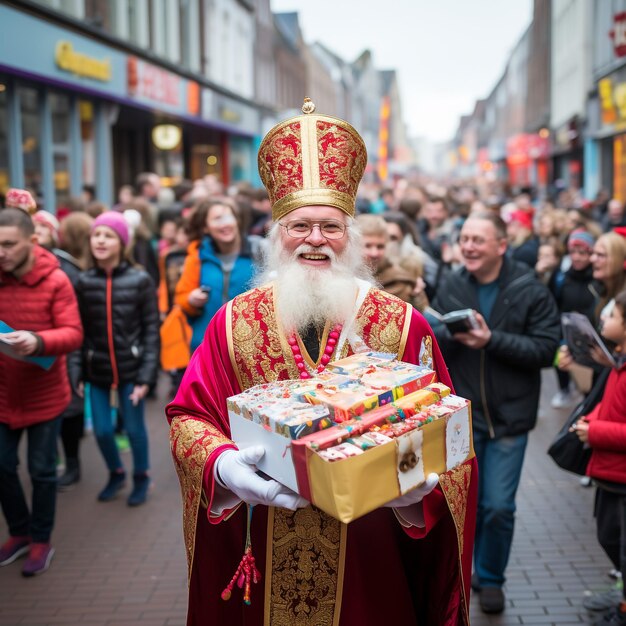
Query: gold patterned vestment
168,284,476,626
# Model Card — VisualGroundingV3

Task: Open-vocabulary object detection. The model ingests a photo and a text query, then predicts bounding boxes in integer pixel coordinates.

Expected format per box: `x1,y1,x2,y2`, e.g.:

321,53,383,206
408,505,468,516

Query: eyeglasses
279,219,347,240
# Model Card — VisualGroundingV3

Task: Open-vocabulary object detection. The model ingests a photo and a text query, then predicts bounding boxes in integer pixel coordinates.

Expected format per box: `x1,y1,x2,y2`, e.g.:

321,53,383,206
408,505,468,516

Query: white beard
255,223,373,333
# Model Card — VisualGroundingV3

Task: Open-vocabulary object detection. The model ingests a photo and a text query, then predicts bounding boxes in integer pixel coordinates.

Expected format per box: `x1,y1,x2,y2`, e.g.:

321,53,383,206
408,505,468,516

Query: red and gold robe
167,284,478,626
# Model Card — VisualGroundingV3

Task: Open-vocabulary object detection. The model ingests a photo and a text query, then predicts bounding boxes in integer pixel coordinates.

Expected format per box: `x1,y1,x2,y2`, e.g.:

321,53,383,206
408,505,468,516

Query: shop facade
505,133,550,191
590,66,626,202
0,4,262,213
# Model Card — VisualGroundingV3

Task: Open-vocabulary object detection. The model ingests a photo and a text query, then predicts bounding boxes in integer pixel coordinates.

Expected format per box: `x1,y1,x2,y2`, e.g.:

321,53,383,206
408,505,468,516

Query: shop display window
19,86,42,202
614,134,626,203
80,100,96,193
229,136,252,183
50,93,72,209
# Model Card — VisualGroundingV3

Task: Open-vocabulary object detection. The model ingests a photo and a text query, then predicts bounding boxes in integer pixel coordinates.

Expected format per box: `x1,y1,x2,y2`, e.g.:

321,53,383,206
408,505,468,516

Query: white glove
384,472,439,508
214,446,308,511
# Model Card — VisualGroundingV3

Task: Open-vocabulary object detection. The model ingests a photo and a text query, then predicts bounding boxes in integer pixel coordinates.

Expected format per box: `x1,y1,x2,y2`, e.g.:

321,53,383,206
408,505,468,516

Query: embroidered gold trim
264,507,275,626
333,521,348,626
398,301,412,358
265,507,343,626
272,189,355,221
225,299,244,391
261,112,364,148
230,285,293,388
301,114,320,191
169,416,232,580
230,286,412,623
355,288,408,354
439,462,473,625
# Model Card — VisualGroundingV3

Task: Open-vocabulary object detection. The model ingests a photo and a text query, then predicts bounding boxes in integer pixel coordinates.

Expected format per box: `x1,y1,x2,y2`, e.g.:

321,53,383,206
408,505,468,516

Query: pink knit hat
6,188,37,214
33,210,60,244
92,211,129,247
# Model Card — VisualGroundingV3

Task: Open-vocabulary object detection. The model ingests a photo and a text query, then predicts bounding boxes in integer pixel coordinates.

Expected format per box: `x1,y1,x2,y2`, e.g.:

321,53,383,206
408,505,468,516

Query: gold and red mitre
258,98,368,221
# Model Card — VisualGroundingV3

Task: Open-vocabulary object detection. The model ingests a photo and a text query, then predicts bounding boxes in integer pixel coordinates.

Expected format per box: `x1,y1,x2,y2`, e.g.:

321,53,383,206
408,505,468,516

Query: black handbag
547,403,591,475
547,368,610,476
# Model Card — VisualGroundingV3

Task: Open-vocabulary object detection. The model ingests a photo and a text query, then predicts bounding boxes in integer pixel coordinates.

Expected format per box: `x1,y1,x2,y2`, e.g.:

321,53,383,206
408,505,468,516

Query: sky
271,0,533,143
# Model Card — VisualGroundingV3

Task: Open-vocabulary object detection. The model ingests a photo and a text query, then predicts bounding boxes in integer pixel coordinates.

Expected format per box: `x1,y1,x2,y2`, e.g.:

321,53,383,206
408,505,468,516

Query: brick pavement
0,371,618,625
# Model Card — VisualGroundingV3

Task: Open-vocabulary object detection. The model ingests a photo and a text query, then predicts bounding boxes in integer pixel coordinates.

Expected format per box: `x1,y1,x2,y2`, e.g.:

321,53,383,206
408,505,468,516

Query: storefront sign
201,89,260,135
55,41,111,82
377,96,390,181
610,13,626,57
477,147,494,172
127,57,181,107
506,134,549,186
506,134,549,164
187,82,200,116
0,5,127,96
598,75,626,128
220,106,242,123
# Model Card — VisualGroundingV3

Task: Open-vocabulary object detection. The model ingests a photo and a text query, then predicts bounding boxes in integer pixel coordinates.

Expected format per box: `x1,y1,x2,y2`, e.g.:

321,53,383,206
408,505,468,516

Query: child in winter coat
572,289,626,626
73,212,160,506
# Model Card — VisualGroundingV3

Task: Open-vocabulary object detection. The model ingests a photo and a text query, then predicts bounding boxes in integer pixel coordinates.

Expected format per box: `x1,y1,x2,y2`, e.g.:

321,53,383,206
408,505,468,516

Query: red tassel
221,505,261,605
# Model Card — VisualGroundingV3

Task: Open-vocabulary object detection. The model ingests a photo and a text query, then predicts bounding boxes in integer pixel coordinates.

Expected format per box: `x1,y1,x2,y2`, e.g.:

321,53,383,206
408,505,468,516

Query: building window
50,93,72,208
201,0,214,76
80,101,96,189
152,0,167,56
166,0,181,62
180,0,201,72
19,87,42,200
221,10,231,86
84,0,113,32
127,0,149,47
151,0,180,62
229,136,251,183
30,0,84,19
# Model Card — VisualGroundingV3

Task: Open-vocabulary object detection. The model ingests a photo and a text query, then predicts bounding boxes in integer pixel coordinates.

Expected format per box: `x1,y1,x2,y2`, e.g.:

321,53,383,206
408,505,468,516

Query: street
0,370,616,626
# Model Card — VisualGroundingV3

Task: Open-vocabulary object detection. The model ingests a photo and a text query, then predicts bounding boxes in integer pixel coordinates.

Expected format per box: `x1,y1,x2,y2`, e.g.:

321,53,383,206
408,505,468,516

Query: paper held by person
561,312,616,369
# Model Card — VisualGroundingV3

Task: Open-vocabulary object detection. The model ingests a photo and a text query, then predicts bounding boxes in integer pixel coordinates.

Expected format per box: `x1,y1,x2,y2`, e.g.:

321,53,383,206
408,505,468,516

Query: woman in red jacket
573,289,626,626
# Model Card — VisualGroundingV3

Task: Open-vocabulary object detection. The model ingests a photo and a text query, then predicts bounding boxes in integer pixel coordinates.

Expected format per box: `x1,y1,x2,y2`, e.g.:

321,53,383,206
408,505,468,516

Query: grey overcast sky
271,0,533,142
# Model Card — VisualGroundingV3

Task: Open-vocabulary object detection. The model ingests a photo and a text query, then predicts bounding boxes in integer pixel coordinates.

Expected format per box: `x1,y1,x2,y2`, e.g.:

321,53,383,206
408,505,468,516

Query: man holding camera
431,212,560,614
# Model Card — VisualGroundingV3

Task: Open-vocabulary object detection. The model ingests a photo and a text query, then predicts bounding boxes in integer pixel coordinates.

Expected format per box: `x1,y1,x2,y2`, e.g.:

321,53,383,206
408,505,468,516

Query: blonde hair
59,212,94,270
356,214,388,239
596,231,626,314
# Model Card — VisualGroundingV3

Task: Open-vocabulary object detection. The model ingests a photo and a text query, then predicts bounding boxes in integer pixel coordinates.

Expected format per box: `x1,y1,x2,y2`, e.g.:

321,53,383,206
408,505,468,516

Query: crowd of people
0,105,625,625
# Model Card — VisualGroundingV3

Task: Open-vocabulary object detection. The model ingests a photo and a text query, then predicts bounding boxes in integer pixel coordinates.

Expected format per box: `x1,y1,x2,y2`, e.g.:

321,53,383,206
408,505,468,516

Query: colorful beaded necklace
288,324,343,379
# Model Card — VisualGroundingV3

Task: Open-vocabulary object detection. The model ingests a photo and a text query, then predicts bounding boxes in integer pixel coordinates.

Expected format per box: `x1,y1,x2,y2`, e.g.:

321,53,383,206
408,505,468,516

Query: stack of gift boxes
228,352,473,523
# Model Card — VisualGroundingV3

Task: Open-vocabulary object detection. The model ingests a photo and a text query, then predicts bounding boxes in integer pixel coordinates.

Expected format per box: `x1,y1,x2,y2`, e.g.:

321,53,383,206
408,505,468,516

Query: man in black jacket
431,212,560,615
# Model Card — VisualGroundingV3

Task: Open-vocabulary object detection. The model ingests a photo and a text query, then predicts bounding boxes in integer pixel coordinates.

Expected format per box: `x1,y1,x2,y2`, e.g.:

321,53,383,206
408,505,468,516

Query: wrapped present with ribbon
228,355,474,522
290,383,450,453
303,356,437,422
260,401,332,439
291,391,472,523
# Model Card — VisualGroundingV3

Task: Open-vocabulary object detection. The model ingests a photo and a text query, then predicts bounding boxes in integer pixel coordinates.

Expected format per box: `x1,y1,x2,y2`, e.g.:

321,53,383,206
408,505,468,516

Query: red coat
0,246,83,429
586,363,626,484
